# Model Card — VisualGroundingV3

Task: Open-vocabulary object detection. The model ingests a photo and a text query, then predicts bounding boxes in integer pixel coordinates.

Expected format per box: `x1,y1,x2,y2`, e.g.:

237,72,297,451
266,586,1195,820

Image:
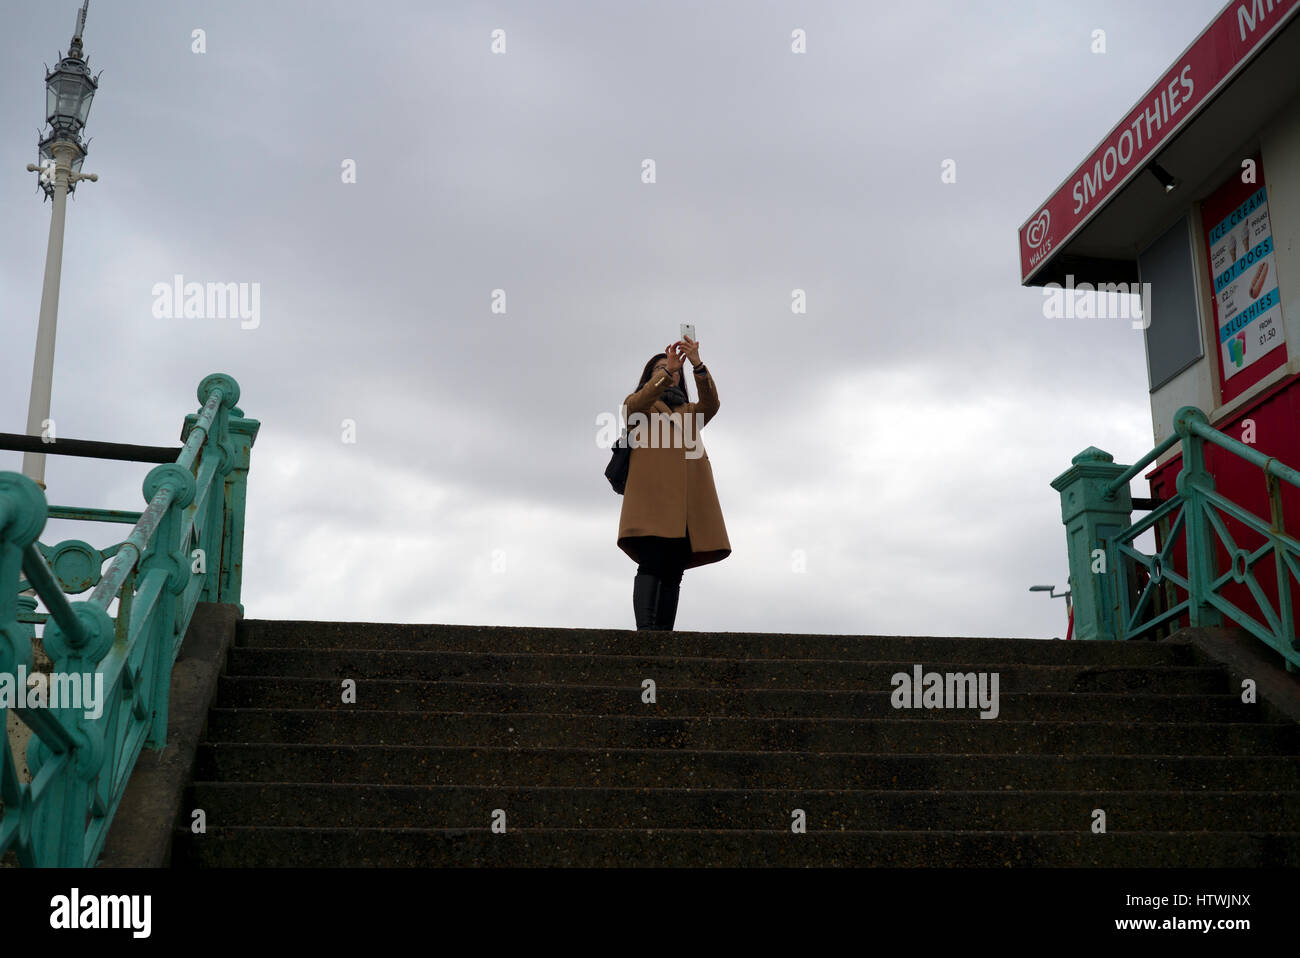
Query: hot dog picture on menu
1249,261,1269,300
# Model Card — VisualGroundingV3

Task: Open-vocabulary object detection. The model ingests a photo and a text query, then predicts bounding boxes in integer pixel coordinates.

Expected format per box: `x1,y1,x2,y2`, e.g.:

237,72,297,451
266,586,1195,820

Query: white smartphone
680,323,696,343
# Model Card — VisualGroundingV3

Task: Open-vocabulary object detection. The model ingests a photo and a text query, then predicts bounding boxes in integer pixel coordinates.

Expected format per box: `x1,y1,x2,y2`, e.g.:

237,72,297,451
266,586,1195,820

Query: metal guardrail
0,373,258,866
1053,405,1300,671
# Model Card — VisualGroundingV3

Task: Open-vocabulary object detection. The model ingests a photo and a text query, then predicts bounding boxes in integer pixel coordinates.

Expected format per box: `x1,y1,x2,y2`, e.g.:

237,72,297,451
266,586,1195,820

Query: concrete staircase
170,620,1300,866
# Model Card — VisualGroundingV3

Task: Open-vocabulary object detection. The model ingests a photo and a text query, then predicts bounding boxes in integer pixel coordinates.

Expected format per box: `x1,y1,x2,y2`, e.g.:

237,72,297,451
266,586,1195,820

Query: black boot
633,573,660,630
656,579,681,631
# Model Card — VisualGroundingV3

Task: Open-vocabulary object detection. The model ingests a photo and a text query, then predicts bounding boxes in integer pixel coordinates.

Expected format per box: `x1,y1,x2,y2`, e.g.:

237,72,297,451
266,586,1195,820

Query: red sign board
1019,0,1300,284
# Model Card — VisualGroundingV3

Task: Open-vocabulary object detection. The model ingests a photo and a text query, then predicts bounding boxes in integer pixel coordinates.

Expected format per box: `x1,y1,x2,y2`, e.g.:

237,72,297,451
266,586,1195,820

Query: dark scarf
659,383,688,408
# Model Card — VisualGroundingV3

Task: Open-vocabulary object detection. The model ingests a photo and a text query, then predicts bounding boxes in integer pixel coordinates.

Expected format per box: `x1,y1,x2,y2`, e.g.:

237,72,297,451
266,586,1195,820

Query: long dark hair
635,352,690,400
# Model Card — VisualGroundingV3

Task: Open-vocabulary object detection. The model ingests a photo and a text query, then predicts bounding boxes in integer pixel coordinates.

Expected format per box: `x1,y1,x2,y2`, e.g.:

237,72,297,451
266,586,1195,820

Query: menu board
1202,162,1286,388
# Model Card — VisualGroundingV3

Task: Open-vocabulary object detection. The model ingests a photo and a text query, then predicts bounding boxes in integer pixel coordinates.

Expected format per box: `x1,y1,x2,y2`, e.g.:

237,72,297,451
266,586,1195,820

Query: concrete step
214,676,1255,720
170,619,1296,868
204,709,1298,754
191,744,1300,790
224,648,1228,693
172,826,1300,867
184,783,1300,831
238,620,1192,665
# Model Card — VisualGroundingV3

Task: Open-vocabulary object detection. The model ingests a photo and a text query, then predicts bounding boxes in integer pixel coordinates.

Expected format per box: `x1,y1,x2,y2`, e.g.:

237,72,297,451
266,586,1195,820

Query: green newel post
220,411,260,614
1050,447,1133,640
182,405,259,615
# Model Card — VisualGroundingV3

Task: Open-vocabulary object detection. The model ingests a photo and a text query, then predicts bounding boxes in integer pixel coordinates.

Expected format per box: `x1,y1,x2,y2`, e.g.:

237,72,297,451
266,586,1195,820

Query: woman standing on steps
617,335,731,631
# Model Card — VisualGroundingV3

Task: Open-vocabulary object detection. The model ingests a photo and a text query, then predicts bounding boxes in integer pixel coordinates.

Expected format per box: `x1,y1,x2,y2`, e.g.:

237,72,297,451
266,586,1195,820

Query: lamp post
1029,584,1074,640
21,0,100,491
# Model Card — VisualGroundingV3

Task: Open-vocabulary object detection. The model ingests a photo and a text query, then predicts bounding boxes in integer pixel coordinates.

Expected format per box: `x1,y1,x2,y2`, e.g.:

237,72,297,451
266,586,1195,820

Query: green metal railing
1052,405,1300,671
0,373,258,866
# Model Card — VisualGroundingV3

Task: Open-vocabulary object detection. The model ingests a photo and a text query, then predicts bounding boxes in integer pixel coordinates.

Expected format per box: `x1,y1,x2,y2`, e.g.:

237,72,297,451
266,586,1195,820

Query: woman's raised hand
664,342,684,373
680,335,701,366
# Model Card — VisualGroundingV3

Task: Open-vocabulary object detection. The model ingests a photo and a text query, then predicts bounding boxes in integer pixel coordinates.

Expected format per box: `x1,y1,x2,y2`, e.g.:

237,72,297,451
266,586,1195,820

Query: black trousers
634,529,692,586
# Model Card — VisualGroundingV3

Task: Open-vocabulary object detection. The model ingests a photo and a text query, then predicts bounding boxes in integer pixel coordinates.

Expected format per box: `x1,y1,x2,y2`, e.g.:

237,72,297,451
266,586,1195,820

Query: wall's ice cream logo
1025,209,1054,270
1026,210,1051,249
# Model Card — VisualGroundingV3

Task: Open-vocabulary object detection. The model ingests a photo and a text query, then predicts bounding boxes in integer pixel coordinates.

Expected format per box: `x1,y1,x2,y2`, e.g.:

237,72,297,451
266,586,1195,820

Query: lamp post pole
23,144,96,491
21,0,99,491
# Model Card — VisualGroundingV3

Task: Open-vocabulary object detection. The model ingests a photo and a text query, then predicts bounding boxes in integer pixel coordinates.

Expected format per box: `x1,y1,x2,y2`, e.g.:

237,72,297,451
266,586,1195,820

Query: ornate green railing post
218,410,258,613
137,462,196,748
183,400,258,615
1174,406,1225,630
1051,447,1133,640
195,376,234,606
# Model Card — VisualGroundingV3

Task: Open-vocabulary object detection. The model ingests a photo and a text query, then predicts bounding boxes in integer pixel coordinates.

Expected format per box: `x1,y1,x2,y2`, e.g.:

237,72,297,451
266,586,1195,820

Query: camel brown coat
617,366,731,569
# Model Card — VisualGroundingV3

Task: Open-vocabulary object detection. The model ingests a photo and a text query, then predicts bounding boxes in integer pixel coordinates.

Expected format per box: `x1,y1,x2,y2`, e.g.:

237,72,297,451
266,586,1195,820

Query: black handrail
0,432,179,464
1131,496,1166,511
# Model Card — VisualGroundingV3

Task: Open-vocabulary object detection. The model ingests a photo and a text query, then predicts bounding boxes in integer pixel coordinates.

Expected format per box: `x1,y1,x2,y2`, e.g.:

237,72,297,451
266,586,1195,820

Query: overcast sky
0,0,1228,638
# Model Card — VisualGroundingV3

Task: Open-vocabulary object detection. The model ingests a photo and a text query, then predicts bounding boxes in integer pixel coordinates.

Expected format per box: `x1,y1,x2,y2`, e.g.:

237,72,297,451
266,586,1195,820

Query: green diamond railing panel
1053,405,1300,672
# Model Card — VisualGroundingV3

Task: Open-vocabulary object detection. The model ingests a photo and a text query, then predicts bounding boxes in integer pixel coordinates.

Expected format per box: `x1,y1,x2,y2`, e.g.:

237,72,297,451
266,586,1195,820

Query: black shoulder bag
605,419,634,494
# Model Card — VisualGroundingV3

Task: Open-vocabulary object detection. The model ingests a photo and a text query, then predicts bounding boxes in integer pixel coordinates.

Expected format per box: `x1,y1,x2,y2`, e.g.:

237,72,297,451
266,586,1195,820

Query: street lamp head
35,2,98,200
44,50,98,140
44,2,97,140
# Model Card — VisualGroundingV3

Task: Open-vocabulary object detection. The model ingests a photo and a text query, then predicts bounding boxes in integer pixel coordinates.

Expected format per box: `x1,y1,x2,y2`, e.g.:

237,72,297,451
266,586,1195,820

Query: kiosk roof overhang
1019,0,1300,288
